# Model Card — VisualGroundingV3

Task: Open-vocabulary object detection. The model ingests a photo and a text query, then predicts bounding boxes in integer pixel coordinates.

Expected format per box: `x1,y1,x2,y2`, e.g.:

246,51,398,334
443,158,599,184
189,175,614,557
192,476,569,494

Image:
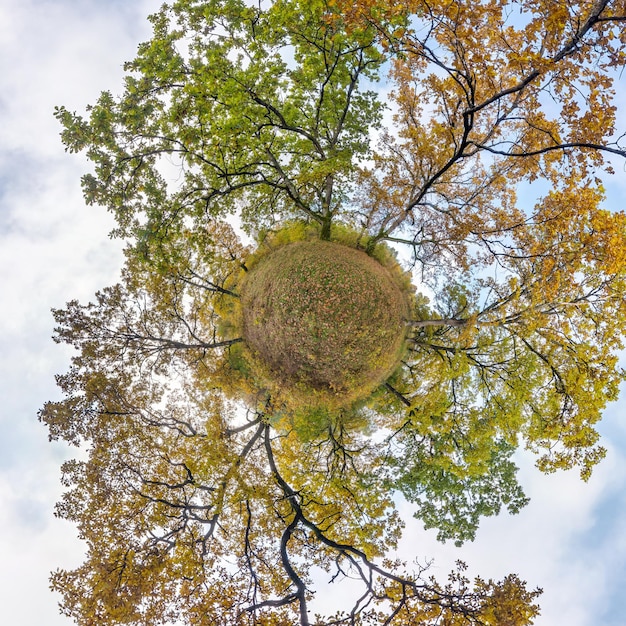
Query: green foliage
55,0,384,246
394,431,529,545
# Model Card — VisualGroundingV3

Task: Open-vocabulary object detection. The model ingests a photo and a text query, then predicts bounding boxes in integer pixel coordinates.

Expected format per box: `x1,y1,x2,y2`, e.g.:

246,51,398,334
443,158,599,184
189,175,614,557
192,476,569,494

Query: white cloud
0,1,160,624
0,466,86,625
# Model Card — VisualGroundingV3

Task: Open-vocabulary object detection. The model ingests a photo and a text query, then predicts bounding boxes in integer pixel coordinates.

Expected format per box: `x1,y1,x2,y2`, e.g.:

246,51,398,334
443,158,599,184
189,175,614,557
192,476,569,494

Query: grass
239,239,409,409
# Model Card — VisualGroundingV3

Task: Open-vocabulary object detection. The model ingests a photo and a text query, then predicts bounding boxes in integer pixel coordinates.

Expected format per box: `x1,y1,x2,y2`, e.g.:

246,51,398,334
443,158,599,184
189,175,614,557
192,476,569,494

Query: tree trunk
320,217,331,241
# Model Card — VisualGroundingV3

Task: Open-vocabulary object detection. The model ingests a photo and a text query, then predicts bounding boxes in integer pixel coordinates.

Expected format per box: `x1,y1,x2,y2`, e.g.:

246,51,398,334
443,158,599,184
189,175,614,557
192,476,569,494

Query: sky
0,1,625,624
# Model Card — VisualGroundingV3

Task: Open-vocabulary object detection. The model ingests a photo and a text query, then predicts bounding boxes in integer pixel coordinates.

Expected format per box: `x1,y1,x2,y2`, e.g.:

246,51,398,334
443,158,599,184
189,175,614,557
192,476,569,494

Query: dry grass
239,240,409,408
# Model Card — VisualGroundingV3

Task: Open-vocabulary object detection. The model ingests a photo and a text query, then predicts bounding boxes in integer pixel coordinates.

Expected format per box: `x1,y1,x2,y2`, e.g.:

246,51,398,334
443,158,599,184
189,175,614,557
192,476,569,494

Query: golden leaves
46,0,626,623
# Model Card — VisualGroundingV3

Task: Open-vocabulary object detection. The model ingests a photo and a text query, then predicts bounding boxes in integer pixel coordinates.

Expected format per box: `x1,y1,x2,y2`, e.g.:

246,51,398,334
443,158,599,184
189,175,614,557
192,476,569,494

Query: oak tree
43,0,626,623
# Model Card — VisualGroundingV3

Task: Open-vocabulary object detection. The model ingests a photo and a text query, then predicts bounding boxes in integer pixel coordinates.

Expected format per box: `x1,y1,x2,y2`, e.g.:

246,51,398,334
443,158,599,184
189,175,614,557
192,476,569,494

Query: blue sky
0,1,625,624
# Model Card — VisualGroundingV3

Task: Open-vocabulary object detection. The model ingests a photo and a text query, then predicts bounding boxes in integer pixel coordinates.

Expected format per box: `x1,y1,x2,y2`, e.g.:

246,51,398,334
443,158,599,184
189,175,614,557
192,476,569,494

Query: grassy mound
240,240,408,407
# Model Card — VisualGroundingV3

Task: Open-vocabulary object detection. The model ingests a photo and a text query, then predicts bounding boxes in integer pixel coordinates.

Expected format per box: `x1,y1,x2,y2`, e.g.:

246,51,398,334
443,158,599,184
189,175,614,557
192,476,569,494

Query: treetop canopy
44,0,626,623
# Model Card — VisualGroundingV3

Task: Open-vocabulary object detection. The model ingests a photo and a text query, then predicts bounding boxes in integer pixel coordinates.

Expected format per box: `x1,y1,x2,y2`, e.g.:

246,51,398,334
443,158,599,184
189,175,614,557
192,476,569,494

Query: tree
43,0,626,623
